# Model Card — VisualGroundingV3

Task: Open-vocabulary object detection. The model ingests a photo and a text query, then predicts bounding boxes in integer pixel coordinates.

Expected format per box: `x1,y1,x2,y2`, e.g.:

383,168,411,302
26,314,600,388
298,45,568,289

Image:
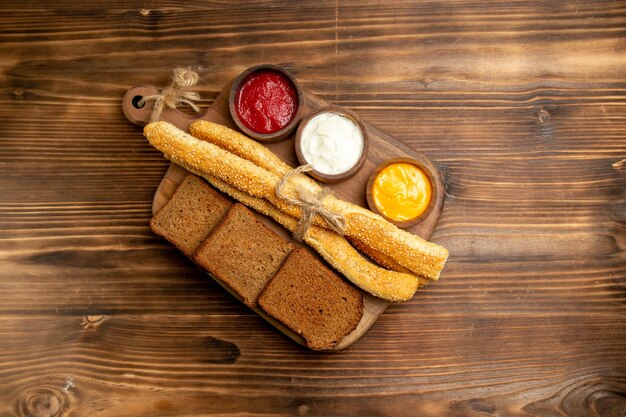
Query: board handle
122,84,213,131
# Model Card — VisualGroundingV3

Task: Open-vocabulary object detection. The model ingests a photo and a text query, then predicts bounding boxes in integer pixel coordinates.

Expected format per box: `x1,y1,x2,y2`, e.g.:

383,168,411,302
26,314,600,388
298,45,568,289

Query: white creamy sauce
300,112,364,175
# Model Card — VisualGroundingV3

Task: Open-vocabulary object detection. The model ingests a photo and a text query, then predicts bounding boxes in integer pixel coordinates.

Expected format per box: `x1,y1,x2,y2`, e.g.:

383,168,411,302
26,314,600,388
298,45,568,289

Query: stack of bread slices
152,174,363,351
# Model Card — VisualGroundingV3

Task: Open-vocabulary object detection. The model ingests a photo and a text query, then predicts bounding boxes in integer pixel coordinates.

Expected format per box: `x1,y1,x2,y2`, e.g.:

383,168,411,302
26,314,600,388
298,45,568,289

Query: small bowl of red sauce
229,64,303,142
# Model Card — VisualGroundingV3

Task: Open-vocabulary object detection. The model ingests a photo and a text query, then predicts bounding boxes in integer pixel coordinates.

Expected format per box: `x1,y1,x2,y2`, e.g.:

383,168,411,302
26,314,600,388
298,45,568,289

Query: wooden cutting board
122,75,445,350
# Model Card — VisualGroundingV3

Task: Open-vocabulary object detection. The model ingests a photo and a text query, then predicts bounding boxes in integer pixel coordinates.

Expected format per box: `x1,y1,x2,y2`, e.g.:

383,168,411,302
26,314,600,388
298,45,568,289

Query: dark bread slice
194,203,294,307
150,174,232,257
258,247,364,351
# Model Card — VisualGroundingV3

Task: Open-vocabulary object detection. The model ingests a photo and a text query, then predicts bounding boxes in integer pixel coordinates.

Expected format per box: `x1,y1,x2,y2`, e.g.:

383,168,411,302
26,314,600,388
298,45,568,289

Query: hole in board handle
132,95,145,109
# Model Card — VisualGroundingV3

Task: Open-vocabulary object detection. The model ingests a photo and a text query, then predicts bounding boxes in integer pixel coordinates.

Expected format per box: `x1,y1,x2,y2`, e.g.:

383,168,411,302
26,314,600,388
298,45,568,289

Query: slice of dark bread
151,175,232,257
194,203,294,307
258,247,364,351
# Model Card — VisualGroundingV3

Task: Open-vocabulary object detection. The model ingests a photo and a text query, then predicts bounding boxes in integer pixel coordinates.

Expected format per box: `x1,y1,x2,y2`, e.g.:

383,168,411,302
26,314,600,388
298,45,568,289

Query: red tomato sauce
235,70,298,134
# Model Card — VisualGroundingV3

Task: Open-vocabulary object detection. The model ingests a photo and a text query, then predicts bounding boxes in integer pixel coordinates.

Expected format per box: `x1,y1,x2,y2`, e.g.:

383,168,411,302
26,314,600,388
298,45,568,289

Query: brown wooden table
1,1,625,416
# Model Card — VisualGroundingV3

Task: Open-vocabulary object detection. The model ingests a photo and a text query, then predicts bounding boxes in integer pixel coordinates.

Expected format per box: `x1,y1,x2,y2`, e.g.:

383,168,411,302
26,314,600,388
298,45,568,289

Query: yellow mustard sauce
372,162,432,222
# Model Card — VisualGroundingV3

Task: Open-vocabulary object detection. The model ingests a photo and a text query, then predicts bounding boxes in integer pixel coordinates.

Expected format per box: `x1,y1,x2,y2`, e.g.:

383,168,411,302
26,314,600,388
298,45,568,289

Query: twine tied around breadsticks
275,165,346,241
139,67,201,123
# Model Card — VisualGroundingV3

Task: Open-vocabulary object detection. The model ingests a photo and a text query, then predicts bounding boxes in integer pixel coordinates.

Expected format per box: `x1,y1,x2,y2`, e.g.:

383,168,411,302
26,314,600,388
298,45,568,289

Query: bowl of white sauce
295,107,369,183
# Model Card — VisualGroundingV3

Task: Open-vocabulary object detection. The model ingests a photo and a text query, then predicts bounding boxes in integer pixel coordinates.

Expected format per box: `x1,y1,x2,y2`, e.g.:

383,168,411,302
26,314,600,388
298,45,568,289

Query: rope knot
139,67,201,123
275,165,346,241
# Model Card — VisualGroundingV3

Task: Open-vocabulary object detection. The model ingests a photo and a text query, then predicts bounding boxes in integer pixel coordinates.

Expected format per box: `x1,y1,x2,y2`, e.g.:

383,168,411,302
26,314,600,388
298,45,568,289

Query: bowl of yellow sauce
366,158,435,228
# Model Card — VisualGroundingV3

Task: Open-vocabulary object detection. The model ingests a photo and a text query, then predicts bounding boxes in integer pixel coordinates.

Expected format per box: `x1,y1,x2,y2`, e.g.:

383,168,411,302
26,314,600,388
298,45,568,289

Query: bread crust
193,203,294,307
258,247,364,351
150,174,232,256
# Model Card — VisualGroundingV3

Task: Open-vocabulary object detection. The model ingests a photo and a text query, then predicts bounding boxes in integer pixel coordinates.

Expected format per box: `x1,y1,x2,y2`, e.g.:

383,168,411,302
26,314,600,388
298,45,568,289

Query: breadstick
201,173,426,301
189,120,449,280
144,121,447,280
190,120,294,178
346,237,413,274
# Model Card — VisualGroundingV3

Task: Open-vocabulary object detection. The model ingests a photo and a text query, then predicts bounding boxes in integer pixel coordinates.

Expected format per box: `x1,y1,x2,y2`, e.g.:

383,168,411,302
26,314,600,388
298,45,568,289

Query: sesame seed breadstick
189,120,449,280
144,121,448,280
190,120,295,178
347,237,414,274
202,173,426,301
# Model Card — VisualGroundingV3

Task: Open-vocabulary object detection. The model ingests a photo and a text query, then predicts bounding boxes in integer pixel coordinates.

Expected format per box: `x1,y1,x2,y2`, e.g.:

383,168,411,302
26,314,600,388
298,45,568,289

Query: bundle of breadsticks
144,120,449,302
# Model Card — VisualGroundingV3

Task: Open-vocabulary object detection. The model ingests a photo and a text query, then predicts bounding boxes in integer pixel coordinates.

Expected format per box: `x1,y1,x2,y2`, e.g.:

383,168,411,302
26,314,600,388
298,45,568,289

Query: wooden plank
0,0,624,415
0,314,624,416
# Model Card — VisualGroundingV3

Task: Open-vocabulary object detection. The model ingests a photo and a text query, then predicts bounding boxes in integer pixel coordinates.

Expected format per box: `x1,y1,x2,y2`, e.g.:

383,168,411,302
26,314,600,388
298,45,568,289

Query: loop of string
275,165,346,241
139,67,201,123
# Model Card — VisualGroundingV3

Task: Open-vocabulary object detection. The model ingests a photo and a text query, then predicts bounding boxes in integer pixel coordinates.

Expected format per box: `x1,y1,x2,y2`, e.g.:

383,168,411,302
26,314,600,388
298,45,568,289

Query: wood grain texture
0,0,625,416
